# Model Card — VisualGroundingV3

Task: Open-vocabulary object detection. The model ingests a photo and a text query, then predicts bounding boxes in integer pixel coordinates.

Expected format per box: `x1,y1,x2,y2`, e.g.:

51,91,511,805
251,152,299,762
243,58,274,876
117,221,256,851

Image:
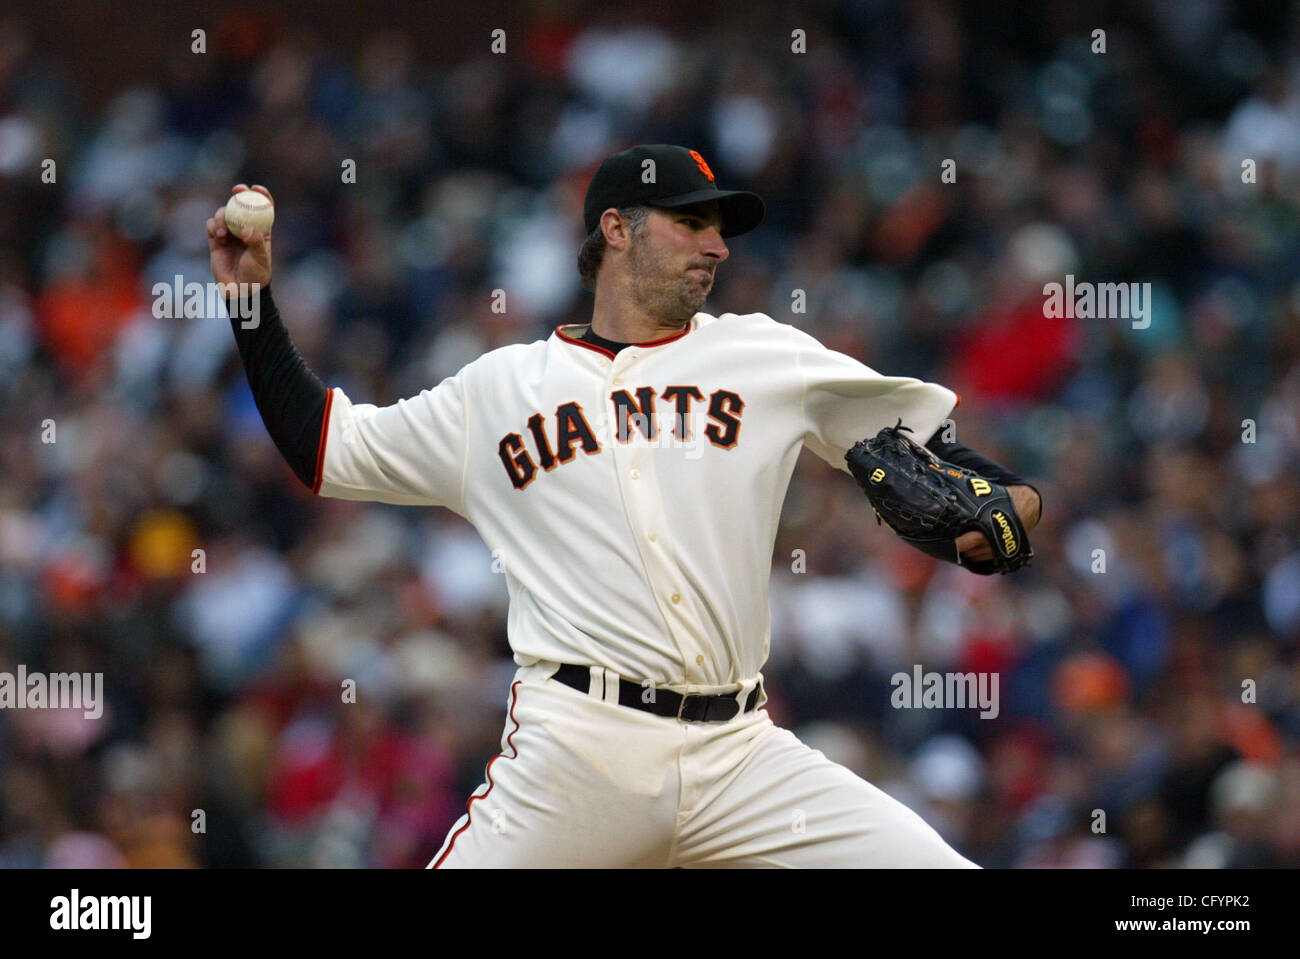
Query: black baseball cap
583,144,765,238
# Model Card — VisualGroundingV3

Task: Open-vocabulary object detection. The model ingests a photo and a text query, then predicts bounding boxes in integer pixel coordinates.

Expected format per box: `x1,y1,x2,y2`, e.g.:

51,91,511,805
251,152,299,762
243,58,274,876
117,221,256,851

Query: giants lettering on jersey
498,386,745,490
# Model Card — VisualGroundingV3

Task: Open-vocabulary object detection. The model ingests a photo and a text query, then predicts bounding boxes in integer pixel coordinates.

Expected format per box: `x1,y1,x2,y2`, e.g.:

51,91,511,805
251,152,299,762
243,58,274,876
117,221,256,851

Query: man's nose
701,226,729,262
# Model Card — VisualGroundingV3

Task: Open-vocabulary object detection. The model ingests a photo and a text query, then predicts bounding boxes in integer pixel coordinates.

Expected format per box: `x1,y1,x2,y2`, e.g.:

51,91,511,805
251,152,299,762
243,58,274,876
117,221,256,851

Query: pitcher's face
626,201,729,323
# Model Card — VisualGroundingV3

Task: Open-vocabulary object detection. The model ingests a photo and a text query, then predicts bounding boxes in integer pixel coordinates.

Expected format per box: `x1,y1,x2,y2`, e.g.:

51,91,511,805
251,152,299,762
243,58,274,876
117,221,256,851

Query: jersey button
671,592,681,604
695,654,704,666
648,532,657,542
630,469,640,480
613,377,623,386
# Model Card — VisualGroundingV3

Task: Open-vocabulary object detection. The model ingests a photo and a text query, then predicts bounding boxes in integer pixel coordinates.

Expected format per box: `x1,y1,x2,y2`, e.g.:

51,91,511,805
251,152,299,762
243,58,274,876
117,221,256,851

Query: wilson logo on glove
844,420,1034,576
991,510,1017,555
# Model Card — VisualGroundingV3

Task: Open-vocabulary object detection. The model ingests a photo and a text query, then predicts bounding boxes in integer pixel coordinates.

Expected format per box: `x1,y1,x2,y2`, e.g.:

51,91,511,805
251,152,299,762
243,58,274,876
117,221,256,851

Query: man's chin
681,290,708,314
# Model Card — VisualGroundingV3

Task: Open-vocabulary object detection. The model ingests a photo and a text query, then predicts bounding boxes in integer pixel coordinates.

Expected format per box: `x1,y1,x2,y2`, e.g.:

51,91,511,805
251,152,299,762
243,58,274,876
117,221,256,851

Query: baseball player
208,145,1041,868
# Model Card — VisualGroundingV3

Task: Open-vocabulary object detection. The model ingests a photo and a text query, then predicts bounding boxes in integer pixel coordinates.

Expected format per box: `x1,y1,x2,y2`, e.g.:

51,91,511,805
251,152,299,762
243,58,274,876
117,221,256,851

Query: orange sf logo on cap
689,149,715,181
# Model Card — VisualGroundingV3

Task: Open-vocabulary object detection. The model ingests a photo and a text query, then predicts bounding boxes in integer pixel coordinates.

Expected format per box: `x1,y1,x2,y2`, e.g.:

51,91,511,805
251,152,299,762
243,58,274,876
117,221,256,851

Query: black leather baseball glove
845,420,1034,575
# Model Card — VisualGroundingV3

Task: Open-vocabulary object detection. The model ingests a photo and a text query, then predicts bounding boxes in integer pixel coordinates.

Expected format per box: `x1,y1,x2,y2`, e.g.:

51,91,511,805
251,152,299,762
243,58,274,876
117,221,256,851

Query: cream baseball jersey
317,311,958,688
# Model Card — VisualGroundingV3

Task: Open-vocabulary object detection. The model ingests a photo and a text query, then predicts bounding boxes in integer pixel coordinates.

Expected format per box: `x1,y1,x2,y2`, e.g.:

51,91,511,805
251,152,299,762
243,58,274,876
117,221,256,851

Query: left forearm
925,434,1026,488
925,432,1041,526
1008,484,1041,529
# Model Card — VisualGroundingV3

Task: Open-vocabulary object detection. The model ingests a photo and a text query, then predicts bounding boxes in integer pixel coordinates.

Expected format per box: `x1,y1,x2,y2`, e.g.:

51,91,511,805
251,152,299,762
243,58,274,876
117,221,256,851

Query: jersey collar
554,317,695,360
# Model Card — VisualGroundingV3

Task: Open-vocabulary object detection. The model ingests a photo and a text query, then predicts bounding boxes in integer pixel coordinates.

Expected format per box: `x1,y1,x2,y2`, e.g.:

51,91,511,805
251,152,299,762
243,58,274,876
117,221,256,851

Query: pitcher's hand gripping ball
224,189,274,239
846,420,1034,575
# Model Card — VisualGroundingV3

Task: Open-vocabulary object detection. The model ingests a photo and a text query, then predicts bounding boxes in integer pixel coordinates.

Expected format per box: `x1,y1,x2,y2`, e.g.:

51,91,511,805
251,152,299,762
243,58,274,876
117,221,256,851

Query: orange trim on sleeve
954,393,962,408
311,389,335,494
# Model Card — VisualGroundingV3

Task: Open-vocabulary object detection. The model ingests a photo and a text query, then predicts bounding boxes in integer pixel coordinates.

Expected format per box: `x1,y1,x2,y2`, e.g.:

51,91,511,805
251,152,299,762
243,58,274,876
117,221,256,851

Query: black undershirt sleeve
228,285,329,490
925,432,1043,517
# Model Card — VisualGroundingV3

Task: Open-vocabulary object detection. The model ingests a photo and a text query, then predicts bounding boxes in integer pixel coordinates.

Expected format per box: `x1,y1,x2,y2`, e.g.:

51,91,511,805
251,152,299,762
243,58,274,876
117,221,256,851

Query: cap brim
653,188,765,238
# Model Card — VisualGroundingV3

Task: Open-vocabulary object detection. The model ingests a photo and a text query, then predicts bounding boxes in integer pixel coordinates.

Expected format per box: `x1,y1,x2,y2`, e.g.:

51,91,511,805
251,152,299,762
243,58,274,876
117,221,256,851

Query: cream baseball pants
429,661,979,868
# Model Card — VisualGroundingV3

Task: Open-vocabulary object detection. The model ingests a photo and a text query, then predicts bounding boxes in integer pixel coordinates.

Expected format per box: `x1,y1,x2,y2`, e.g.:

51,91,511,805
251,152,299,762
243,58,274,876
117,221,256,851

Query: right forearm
229,285,330,490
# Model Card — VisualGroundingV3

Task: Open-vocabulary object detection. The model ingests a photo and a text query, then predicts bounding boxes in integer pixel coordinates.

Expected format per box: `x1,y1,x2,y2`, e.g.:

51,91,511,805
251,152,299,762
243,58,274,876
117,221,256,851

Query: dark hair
577,205,651,292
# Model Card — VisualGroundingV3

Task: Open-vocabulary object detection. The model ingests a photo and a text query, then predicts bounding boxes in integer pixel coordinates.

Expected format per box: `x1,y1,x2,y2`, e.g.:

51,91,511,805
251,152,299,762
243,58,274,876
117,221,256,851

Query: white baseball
224,190,274,238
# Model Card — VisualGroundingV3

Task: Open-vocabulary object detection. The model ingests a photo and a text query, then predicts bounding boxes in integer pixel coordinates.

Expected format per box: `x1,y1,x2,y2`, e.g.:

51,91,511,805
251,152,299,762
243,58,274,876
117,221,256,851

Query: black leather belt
551,663,761,723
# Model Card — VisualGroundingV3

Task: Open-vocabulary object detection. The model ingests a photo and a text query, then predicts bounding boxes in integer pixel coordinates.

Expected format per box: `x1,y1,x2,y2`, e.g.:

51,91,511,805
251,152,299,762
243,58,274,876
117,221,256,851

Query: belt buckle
676,691,702,722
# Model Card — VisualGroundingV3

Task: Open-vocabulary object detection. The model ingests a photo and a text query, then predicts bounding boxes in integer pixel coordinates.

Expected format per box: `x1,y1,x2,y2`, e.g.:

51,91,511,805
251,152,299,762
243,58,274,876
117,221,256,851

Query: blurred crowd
1,0,1298,868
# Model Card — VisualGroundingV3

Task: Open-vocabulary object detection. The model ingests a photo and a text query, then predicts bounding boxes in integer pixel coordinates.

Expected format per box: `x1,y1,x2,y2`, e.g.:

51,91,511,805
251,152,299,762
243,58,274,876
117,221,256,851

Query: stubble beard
628,238,709,328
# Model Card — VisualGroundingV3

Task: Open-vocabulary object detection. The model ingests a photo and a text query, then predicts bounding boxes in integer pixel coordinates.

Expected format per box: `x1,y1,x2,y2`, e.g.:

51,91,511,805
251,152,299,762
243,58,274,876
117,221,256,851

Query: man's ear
603,209,635,251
